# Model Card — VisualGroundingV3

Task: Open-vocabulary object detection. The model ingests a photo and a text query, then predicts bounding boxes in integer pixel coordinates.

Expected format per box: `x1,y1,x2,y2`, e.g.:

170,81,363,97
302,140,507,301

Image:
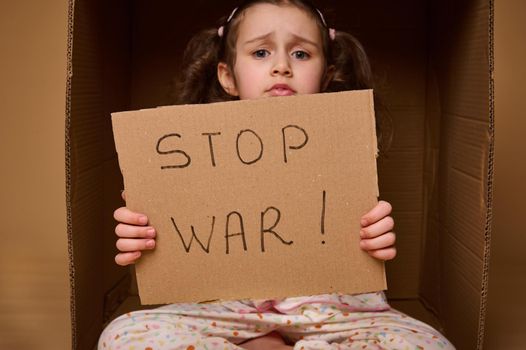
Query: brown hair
172,0,392,155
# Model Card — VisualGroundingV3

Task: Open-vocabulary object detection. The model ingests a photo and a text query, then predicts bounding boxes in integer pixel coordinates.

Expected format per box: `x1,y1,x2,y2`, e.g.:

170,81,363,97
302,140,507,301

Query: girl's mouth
268,84,296,96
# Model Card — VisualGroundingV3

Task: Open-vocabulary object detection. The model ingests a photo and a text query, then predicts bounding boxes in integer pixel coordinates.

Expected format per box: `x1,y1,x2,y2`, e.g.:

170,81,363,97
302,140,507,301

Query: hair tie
329,28,336,41
218,7,238,38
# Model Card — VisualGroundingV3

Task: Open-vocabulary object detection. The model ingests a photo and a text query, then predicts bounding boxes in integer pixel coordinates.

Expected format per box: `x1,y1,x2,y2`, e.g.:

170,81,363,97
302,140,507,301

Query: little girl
99,1,454,349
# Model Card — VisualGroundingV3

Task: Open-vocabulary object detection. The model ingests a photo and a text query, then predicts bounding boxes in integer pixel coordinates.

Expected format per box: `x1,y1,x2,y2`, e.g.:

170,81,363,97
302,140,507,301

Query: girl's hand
113,191,156,266
359,200,396,261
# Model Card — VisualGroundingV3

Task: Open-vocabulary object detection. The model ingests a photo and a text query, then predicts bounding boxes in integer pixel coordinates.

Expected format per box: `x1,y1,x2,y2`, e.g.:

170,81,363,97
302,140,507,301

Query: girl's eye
253,49,270,58
292,50,310,60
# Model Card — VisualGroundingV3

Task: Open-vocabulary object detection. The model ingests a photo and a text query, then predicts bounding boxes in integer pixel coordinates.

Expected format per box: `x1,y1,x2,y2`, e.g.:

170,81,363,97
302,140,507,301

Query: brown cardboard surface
384,211,422,298
101,0,132,314
68,1,135,346
419,69,442,313
428,0,491,347
68,1,107,347
112,90,386,304
442,238,482,350
378,150,424,298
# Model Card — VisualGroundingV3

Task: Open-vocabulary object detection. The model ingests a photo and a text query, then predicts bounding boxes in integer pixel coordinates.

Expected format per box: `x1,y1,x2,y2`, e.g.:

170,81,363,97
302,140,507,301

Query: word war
170,191,328,254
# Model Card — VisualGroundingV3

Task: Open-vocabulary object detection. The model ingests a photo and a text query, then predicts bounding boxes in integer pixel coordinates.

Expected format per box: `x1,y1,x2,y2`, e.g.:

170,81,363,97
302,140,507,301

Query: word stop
156,124,309,169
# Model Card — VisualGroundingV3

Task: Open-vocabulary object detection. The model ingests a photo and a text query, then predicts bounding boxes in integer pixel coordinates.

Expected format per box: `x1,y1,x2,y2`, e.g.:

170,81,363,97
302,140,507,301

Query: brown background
0,1,71,349
483,0,526,347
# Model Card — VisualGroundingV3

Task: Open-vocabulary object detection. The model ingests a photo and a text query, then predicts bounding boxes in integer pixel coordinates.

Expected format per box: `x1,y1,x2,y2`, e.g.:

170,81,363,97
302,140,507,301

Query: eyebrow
242,32,273,46
242,32,320,48
289,34,320,48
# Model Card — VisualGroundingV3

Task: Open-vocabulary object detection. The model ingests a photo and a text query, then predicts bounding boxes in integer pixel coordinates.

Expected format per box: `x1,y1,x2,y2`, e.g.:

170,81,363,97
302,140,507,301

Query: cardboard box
6,0,524,349
60,0,496,348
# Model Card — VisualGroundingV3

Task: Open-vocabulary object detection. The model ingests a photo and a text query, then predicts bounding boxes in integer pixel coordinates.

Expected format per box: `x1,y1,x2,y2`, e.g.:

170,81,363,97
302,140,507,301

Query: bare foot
239,331,293,349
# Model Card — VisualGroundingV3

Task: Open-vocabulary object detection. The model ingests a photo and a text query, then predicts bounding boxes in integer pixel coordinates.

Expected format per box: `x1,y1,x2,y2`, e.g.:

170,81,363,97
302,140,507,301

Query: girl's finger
116,238,156,252
113,206,148,225
115,251,141,266
360,200,392,226
367,246,397,261
360,216,394,239
115,223,156,239
121,190,126,201
360,232,396,251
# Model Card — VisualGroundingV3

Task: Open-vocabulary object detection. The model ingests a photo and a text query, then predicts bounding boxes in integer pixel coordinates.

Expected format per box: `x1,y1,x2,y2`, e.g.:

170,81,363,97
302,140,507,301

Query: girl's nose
272,55,292,77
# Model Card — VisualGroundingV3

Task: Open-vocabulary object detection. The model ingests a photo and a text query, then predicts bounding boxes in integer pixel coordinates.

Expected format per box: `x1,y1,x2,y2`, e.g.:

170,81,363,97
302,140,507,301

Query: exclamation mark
321,190,326,244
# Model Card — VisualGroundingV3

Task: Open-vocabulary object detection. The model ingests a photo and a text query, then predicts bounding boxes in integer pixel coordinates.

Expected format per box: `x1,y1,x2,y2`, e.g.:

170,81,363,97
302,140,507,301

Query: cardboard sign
112,90,386,304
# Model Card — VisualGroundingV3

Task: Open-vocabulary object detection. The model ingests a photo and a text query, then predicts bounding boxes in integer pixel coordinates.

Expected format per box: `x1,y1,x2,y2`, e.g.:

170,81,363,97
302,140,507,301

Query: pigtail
327,31,393,156
173,28,235,104
327,31,373,91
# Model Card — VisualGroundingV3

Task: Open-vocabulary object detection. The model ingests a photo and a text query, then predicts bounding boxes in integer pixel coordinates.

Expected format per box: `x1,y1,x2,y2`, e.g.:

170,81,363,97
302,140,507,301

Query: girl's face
218,3,328,100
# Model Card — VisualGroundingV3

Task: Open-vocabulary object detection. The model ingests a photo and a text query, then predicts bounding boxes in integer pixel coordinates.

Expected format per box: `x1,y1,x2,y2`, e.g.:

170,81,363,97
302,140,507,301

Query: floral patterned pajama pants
98,292,454,350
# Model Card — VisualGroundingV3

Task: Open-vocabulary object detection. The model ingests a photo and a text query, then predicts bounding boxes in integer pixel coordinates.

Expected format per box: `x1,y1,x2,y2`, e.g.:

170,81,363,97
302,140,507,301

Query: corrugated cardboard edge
65,0,77,349
369,91,380,196
477,0,495,348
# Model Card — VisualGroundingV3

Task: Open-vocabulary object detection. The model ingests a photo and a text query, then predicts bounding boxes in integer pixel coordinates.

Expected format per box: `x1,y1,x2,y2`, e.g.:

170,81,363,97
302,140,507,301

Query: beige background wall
484,0,526,348
0,1,71,349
